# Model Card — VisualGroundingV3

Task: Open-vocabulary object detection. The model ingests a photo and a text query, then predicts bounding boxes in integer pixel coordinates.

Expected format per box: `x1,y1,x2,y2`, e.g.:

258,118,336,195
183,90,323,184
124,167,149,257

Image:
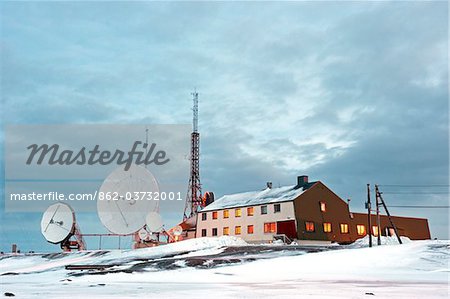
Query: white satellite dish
41,203,75,244
97,164,159,235
145,212,164,233
138,228,150,241
173,225,183,236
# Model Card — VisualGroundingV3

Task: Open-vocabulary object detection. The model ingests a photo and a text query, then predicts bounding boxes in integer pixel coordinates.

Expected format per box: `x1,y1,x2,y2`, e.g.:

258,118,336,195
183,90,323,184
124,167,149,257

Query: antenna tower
183,91,202,220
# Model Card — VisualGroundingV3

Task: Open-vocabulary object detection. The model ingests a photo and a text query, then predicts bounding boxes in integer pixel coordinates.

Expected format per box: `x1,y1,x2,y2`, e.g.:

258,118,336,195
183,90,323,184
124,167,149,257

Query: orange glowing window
372,225,379,237
264,222,276,233
387,227,396,237
223,227,229,235
212,211,218,219
223,209,229,218
305,221,315,232
247,225,254,234
320,202,326,212
340,223,349,234
323,222,332,233
357,225,366,236
235,208,242,217
235,226,241,235
247,207,254,216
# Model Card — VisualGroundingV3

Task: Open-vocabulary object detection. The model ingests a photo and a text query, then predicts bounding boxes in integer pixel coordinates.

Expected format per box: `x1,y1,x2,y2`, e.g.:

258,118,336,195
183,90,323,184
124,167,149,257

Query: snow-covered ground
1,236,448,298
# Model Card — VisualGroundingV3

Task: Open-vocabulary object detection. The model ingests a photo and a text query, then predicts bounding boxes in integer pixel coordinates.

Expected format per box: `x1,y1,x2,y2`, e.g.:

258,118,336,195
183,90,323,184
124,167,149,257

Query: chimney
266,182,273,189
296,175,309,188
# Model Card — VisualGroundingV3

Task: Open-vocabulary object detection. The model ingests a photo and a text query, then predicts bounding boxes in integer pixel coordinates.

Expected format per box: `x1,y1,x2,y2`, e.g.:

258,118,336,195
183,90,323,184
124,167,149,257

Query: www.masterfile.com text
9,191,183,201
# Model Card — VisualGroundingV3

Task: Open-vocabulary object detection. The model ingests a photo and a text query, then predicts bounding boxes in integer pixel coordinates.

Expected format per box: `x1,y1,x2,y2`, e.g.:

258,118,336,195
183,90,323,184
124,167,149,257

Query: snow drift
0,237,448,298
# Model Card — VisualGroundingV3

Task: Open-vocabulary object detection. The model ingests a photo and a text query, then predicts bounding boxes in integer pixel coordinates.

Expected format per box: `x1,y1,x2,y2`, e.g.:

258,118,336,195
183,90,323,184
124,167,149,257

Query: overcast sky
1,1,448,252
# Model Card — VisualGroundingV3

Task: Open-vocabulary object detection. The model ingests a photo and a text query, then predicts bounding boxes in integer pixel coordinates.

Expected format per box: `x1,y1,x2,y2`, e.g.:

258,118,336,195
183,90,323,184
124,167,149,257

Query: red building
195,175,430,243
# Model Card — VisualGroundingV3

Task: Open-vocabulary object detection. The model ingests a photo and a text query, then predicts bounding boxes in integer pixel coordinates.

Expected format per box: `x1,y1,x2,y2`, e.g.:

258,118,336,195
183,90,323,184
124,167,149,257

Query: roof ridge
201,184,305,212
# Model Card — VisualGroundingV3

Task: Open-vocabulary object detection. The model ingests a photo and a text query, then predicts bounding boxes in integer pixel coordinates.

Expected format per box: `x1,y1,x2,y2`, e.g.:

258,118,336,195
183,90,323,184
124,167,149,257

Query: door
276,220,297,239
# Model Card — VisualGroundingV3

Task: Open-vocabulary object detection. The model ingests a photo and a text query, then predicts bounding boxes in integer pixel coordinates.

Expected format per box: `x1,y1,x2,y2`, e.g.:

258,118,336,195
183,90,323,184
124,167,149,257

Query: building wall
293,182,431,243
195,201,296,242
293,182,355,243
351,213,431,240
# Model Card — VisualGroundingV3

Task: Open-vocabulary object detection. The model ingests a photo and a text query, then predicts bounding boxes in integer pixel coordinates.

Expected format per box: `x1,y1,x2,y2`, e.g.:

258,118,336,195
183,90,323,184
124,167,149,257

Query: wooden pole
375,185,381,245
367,184,372,248
378,189,403,244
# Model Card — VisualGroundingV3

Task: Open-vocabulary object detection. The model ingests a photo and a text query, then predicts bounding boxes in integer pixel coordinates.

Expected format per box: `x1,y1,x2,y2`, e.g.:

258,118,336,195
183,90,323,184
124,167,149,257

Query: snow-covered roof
201,185,307,212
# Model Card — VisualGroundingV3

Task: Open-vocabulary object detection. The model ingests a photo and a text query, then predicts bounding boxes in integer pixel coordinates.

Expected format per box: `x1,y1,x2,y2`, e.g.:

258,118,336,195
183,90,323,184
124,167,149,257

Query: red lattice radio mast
183,91,202,220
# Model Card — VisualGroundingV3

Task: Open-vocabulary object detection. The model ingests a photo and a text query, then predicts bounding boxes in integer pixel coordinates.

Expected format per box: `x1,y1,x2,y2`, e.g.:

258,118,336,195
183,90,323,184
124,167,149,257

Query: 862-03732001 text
9,191,182,201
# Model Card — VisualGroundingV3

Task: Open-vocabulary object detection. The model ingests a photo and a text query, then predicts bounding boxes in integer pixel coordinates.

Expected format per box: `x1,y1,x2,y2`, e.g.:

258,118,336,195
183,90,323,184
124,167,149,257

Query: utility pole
366,184,372,248
375,184,381,245
376,185,402,244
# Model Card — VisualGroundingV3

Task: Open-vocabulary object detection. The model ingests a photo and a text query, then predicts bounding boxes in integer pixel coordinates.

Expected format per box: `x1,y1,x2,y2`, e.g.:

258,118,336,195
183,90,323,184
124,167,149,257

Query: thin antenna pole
192,91,199,133
145,127,149,169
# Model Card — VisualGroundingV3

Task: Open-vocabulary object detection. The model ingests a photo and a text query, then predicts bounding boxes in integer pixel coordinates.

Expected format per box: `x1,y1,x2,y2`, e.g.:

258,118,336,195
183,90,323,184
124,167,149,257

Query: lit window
223,227,229,235
372,226,379,237
320,202,326,212
305,221,315,232
387,227,396,237
264,222,276,233
212,211,218,219
201,229,206,237
247,207,254,216
223,209,229,218
247,225,254,234
235,226,241,235
340,223,349,234
212,228,218,236
323,222,332,233
261,205,268,215
274,204,281,213
235,208,242,217
201,213,207,221
357,225,366,236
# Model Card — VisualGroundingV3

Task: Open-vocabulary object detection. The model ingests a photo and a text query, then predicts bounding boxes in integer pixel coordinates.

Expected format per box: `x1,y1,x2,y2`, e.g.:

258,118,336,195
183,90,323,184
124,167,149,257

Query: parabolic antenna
41,203,75,244
97,164,159,235
173,225,183,236
145,211,164,233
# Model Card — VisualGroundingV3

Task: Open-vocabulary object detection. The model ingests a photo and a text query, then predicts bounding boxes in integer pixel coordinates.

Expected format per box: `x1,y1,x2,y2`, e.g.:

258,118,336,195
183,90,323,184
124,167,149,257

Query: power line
388,205,450,208
384,196,447,204
379,184,449,187
382,192,449,195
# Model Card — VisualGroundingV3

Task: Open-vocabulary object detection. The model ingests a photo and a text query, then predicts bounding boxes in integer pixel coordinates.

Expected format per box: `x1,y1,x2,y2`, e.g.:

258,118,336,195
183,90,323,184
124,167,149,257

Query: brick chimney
296,175,309,188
